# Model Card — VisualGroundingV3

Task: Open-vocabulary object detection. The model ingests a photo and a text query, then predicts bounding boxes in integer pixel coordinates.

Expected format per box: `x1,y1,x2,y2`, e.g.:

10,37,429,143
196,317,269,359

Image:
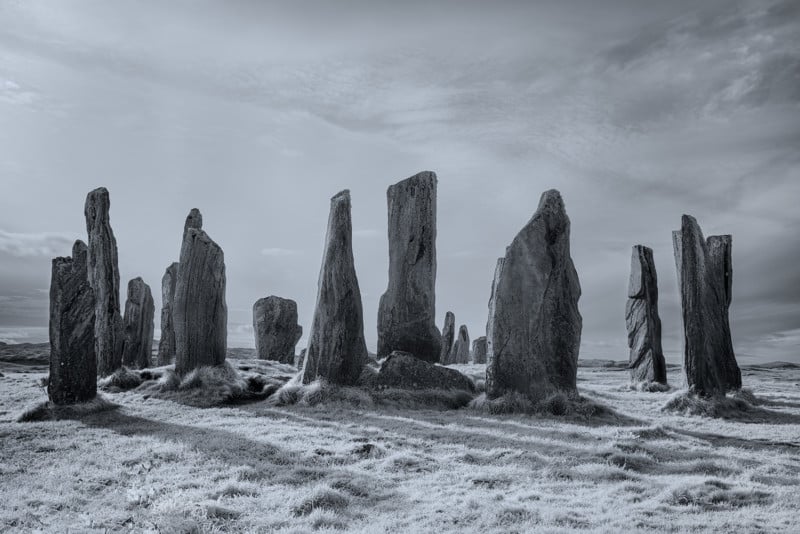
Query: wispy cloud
0,230,74,258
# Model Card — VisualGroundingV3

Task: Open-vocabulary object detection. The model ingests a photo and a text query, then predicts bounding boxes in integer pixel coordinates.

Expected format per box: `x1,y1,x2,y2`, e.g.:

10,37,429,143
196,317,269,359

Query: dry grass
16,395,119,422
1,357,799,532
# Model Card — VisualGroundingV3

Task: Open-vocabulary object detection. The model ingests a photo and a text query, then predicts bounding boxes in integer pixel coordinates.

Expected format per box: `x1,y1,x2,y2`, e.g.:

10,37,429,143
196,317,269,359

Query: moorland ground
1,345,799,533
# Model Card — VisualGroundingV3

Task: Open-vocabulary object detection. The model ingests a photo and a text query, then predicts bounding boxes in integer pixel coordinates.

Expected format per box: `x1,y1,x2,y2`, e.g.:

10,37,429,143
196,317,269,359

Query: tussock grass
668,480,772,510
662,389,762,418
628,381,671,393
98,366,147,391
139,362,280,407
16,395,119,422
270,378,474,410
469,391,617,419
290,486,350,517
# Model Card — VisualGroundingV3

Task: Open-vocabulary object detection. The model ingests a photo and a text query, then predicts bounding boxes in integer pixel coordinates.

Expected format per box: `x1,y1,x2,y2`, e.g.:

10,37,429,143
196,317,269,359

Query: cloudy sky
0,0,798,363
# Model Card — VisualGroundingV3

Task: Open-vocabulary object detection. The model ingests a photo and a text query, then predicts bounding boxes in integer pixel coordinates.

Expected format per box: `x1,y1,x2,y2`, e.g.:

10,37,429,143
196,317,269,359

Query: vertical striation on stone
48,241,96,404
673,215,741,396
486,190,582,400
157,262,179,365
472,336,488,364
377,171,441,362
253,296,303,363
85,187,124,377
302,190,368,385
121,277,155,369
173,228,227,376
625,245,667,384
452,325,471,364
440,311,456,364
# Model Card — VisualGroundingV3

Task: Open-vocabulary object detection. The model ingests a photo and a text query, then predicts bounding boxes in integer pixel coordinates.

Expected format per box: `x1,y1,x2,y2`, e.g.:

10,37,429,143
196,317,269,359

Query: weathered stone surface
174,228,227,376
486,190,582,400
377,171,441,362
440,311,456,364
253,296,303,363
48,241,96,404
301,190,368,385
673,215,741,396
296,348,307,370
183,208,202,240
85,187,124,377
472,336,488,364
373,351,475,392
157,262,178,366
626,245,667,384
453,325,471,364
121,277,155,369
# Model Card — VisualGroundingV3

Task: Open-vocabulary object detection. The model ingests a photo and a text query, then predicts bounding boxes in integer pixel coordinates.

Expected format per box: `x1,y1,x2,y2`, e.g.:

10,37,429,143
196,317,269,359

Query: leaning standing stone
626,245,667,385
253,296,303,363
302,190,369,385
453,325,471,364
377,171,442,362
48,241,96,404
486,190,582,401
85,187,124,376
673,215,741,395
121,277,155,369
173,228,227,375
472,336,488,364
439,311,456,364
157,262,178,365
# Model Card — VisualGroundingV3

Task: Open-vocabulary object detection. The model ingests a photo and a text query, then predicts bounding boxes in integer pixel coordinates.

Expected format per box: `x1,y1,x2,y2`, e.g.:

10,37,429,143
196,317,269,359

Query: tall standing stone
377,171,441,362
440,311,456,364
472,336,488,364
673,215,741,396
184,208,203,239
157,262,179,365
302,190,368,385
48,241,96,404
253,296,303,363
85,187,124,377
626,245,667,384
453,325,471,364
173,228,227,376
486,190,582,401
121,277,155,369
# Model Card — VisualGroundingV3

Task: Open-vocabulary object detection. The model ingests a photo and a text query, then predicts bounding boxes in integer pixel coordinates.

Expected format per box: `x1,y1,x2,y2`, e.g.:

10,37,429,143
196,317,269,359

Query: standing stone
377,171,441,362
85,187,124,377
440,311,456,364
673,215,741,396
626,246,667,384
253,296,303,363
302,190,369,385
472,336,488,364
174,228,227,376
452,325,471,364
157,262,179,365
121,277,155,369
296,348,307,370
48,241,96,404
486,190,582,401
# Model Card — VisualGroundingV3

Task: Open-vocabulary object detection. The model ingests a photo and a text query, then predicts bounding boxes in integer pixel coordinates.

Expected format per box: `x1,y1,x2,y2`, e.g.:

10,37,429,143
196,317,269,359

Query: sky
0,0,798,364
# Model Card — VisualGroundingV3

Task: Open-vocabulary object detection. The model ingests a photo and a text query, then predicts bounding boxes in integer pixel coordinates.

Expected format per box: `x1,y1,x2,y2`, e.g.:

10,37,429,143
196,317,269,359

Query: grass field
1,346,799,533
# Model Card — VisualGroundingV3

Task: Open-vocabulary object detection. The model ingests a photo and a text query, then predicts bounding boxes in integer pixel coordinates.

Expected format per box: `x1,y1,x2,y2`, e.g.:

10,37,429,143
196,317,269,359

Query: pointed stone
301,190,368,385
486,190,582,400
253,296,303,363
48,241,96,404
174,228,227,375
377,171,441,362
439,311,456,364
121,277,155,369
626,246,667,384
157,262,179,366
452,325,471,364
472,336,488,364
84,187,124,377
673,215,740,396
183,208,203,240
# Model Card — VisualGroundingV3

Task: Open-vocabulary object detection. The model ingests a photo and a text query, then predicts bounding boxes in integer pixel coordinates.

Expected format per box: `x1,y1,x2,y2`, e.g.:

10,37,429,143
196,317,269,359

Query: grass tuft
16,395,119,422
470,391,616,418
662,389,760,418
291,487,349,517
98,366,145,392
629,381,671,393
669,480,772,510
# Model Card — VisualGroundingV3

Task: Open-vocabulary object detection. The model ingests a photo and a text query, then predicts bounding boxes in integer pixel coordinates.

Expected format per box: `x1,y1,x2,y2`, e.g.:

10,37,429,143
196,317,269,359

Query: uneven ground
1,346,799,533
